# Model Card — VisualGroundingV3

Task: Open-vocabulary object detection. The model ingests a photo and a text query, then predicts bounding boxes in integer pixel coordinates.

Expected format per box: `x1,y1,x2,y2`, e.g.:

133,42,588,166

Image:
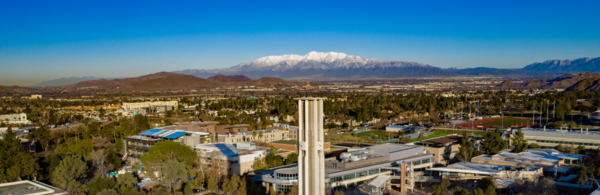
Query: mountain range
30,52,600,86
32,76,113,87
173,51,600,79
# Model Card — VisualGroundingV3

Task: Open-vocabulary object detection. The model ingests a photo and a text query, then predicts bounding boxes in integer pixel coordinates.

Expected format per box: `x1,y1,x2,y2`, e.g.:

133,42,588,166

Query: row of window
535,140,600,146
329,169,382,183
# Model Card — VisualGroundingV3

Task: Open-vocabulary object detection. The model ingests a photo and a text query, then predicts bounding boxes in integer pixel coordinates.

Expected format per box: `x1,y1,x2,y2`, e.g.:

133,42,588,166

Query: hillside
207,74,253,82
59,72,296,92
566,77,600,91
496,72,600,89
117,75,221,91
0,86,22,96
63,72,180,89
497,80,521,88
32,76,112,87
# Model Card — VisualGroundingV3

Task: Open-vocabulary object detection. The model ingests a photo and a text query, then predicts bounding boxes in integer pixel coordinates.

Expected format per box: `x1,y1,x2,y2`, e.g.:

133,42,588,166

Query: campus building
253,144,434,194
517,128,600,149
0,113,31,124
122,101,178,112
124,128,211,162
588,111,600,126
163,122,250,141
0,180,67,195
427,161,543,180
413,134,482,165
471,149,584,168
194,142,267,175
216,129,288,144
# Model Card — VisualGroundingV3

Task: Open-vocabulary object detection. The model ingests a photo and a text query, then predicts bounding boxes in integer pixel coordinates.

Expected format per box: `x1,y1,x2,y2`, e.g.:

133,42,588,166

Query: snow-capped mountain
174,51,445,78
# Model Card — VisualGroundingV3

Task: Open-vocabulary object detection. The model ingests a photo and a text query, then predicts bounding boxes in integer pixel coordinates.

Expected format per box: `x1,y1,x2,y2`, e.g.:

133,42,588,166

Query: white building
0,113,31,124
122,101,178,112
194,142,267,175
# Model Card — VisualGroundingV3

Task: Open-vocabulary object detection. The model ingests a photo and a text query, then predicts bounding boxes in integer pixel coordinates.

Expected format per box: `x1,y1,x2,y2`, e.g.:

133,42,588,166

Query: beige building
122,101,178,111
0,113,31,124
414,135,480,165
217,129,288,144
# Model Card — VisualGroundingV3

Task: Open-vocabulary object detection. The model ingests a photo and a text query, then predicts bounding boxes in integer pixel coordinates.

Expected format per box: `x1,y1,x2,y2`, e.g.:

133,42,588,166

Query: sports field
456,117,538,129
479,118,532,126
355,131,398,137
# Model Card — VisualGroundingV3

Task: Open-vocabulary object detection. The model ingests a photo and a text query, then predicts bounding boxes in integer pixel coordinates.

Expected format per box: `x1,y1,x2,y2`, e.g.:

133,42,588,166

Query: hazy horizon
2,0,600,86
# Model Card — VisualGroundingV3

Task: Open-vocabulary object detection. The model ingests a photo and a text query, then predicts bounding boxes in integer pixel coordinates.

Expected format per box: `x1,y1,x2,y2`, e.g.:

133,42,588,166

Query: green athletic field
355,131,397,137
479,118,532,126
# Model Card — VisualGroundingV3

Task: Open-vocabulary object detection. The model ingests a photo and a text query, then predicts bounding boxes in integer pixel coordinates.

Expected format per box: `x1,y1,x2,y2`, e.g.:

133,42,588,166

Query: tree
51,155,88,194
456,132,474,161
91,150,114,178
97,189,119,195
510,129,528,153
0,127,39,182
286,152,298,165
334,190,345,195
484,186,496,195
183,181,193,195
473,188,484,195
117,172,139,195
148,186,170,195
28,125,52,151
341,122,349,128
162,160,188,195
207,174,218,192
478,176,496,193
269,186,277,195
236,176,247,195
433,178,450,195
224,174,240,195
252,130,257,142
117,172,138,185
482,130,508,155
528,143,539,149
289,184,298,195
259,132,264,142
417,131,424,141
88,177,117,195
141,141,196,179
453,189,472,195
555,144,564,152
511,177,558,195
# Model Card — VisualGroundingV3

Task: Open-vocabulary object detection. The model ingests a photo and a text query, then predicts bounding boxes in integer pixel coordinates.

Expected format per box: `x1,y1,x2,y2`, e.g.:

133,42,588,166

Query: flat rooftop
472,149,583,166
417,135,462,145
0,180,66,195
194,143,265,157
428,161,542,175
367,143,422,156
269,140,298,145
520,128,600,140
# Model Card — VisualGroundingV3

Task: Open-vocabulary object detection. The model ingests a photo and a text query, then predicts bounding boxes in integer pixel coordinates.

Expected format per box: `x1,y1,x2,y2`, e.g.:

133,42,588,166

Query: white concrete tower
296,97,326,195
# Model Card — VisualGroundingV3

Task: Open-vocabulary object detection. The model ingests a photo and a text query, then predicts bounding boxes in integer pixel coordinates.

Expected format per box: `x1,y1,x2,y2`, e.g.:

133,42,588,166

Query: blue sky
1,0,600,86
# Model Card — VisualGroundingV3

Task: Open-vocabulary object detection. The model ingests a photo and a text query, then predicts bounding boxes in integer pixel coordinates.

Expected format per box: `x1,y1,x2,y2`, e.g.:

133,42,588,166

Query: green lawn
410,133,451,142
479,118,531,126
355,131,395,138
270,140,298,145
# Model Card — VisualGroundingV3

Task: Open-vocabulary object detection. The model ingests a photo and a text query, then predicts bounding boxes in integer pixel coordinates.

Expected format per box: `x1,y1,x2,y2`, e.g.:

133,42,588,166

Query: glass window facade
275,172,298,180
343,174,356,180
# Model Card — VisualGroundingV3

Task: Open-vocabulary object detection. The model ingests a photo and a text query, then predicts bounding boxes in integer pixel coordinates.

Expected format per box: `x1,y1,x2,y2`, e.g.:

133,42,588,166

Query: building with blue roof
124,128,211,163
